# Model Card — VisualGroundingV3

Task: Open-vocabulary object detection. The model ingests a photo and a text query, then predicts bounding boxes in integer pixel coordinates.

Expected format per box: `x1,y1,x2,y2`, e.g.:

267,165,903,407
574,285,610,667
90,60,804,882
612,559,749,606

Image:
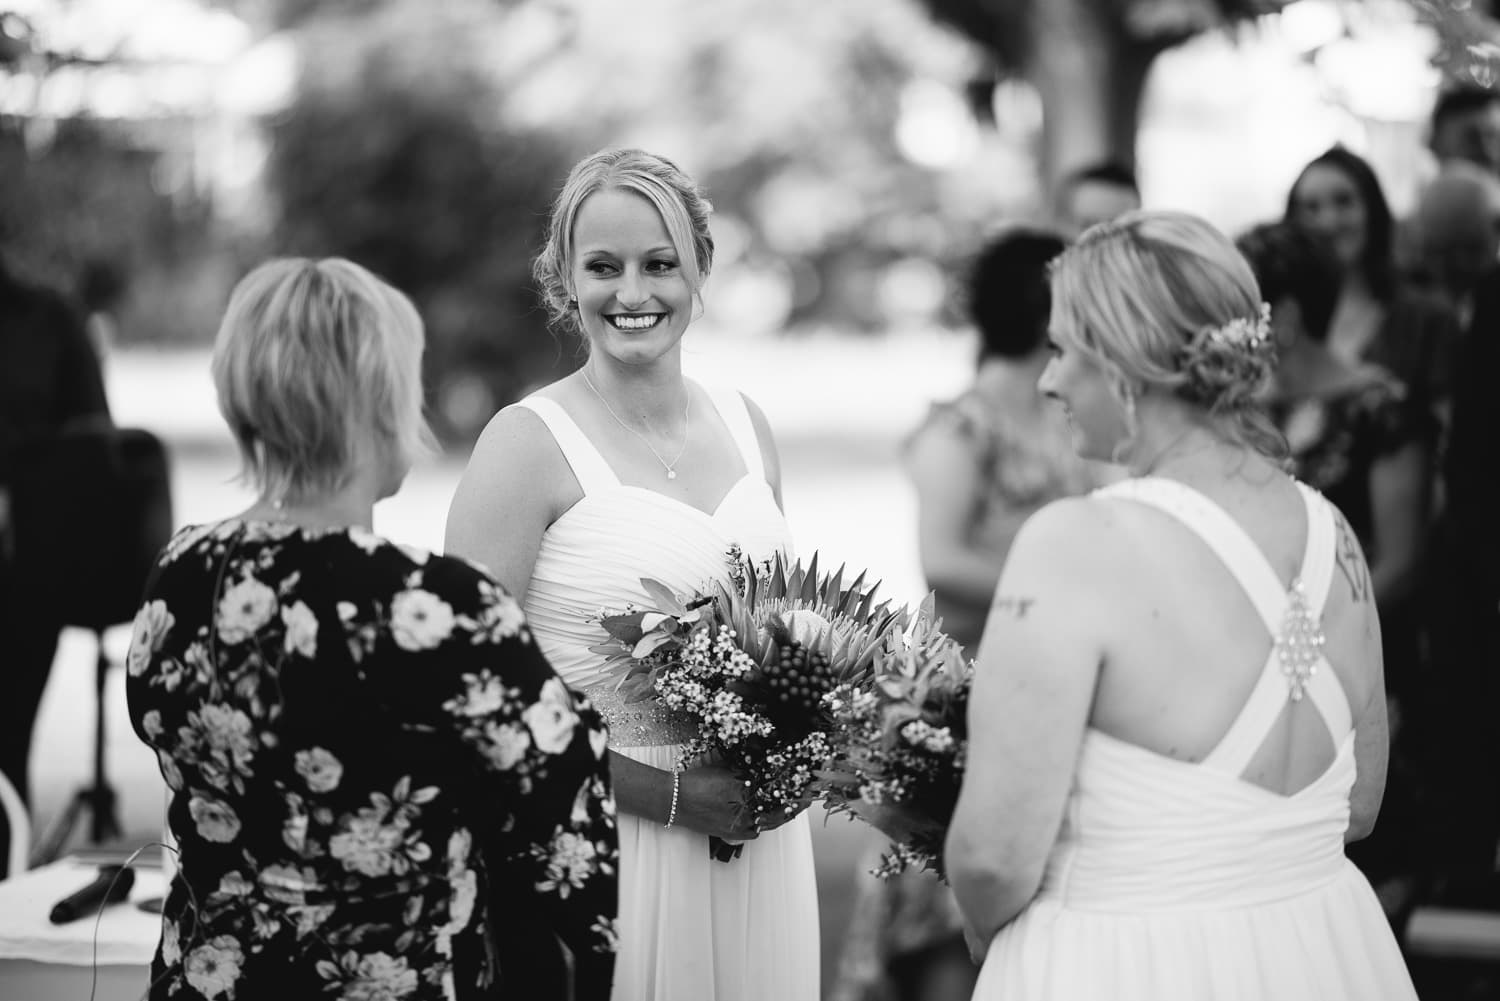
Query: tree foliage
915,0,1291,66
263,0,576,440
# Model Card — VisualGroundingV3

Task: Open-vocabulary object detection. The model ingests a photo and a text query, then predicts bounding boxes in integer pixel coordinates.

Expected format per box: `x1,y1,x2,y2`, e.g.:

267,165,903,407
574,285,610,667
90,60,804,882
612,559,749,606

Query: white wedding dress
973,477,1418,1001
512,383,820,1001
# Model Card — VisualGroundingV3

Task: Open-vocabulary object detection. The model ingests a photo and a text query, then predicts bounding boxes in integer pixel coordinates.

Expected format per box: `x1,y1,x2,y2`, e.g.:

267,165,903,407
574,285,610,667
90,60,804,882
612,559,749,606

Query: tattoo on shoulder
991,595,1036,619
1333,513,1373,605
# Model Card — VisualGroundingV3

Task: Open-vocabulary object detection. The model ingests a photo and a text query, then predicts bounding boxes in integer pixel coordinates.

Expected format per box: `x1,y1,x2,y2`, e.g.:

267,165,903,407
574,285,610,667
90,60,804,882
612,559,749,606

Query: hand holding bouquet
819,609,973,879
592,551,920,859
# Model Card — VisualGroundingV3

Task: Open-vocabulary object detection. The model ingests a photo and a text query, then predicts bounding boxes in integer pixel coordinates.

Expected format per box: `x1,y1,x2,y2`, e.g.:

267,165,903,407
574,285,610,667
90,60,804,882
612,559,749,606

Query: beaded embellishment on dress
581,684,700,746
1274,578,1326,701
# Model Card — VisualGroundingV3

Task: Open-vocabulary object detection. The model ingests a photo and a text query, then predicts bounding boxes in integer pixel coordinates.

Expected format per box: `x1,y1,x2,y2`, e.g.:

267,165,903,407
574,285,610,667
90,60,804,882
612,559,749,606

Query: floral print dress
126,520,618,1001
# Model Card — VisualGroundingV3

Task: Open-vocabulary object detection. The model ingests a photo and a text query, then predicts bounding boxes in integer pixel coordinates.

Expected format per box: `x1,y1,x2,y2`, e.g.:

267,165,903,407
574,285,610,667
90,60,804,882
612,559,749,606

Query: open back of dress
974,477,1417,1001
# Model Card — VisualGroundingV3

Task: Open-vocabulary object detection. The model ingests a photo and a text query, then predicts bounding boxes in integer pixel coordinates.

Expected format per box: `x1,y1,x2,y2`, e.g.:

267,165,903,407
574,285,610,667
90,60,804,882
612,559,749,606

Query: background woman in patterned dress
834,228,1105,1001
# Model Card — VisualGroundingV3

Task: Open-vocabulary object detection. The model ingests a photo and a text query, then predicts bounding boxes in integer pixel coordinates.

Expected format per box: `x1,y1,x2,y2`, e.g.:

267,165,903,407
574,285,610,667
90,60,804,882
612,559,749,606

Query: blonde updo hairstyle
212,257,432,503
532,147,715,338
1048,210,1286,459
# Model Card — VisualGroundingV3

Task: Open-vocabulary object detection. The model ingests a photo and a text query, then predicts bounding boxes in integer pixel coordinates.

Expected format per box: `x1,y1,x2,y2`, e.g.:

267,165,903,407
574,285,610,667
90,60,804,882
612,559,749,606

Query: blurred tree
914,0,1500,195
264,0,578,442
0,119,224,346
911,0,1293,192
484,0,1000,330
1411,0,1500,85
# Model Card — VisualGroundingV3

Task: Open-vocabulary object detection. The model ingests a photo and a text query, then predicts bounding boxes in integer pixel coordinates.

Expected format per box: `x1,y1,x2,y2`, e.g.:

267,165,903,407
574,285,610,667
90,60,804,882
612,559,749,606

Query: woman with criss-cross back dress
945,211,1417,1000
445,149,817,1001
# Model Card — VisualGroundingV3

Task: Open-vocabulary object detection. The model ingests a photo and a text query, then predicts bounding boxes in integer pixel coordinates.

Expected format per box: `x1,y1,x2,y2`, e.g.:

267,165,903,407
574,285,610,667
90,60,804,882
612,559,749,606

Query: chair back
10,426,174,631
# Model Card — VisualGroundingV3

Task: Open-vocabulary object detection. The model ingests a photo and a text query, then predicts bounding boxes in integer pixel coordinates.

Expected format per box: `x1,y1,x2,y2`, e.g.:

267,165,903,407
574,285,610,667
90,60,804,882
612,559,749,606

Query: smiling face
1289,165,1368,272
569,186,696,367
1037,306,1131,462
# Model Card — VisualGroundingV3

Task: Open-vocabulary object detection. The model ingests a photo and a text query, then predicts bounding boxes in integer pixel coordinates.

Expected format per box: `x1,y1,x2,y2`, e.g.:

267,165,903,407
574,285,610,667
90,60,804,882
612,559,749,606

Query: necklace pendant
666,470,677,480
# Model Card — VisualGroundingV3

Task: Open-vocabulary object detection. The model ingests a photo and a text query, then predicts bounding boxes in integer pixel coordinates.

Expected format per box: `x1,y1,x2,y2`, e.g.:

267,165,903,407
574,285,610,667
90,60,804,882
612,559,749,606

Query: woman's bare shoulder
1006,492,1142,578
468,400,562,467
452,401,577,523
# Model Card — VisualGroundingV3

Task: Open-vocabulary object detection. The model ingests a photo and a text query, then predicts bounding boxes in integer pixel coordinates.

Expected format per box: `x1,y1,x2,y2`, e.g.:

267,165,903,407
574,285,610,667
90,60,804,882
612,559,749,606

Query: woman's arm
444,407,565,600
444,406,759,839
905,420,1013,605
944,499,1107,959
607,751,760,841
1331,509,1390,842
443,411,660,823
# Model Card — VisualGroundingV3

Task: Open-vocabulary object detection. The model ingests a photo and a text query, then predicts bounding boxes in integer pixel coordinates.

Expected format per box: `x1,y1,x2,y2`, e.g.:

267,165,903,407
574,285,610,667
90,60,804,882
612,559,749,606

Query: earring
1110,384,1139,465
567,298,578,309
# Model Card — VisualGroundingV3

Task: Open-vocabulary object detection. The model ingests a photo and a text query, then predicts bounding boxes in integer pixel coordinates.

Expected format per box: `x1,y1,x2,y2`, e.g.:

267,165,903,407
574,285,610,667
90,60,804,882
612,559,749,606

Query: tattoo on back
992,596,1036,619
1334,515,1372,604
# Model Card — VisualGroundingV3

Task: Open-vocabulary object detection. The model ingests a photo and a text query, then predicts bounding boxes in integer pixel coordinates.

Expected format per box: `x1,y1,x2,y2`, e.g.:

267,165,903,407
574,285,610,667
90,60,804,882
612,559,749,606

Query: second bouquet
591,550,920,858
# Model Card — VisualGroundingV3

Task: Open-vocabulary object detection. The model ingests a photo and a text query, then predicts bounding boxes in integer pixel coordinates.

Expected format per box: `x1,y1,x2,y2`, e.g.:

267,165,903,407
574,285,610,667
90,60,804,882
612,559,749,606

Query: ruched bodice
507,381,818,1001
975,476,1417,1001
1044,729,1354,913
515,385,792,744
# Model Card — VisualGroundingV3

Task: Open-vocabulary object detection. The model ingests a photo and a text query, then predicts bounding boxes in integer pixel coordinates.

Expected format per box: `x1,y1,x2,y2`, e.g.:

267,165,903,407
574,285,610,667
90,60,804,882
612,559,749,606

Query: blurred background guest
1284,147,1460,436
1237,221,1433,929
77,255,130,367
1403,161,1500,330
0,254,111,880
832,229,1105,1001
1428,84,1500,176
125,258,618,1000
1421,260,1500,904
1053,162,1142,238
900,229,1105,656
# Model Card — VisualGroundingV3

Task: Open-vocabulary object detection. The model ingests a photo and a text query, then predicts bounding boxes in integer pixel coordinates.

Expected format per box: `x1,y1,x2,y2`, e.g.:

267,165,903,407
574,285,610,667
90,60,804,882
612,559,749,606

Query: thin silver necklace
581,370,690,479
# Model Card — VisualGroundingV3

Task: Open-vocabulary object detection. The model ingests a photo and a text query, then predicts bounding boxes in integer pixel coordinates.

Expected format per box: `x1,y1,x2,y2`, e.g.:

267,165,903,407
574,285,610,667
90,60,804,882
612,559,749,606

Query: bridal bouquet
591,550,920,856
817,610,973,879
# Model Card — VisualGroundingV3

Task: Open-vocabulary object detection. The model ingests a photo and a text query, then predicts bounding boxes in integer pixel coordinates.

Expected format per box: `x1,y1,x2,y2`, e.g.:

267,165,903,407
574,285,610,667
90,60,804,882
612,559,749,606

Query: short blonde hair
1050,210,1285,458
533,147,715,336
212,257,432,501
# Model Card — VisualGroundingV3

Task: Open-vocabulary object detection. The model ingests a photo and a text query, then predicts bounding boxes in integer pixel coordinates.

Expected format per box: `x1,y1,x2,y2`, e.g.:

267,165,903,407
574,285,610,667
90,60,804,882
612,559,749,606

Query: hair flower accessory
1205,302,1272,352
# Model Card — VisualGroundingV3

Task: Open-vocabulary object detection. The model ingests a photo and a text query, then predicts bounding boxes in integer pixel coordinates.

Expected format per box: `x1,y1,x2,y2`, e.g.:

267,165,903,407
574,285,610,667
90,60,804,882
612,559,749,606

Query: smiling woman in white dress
945,210,1419,1000
444,148,818,1001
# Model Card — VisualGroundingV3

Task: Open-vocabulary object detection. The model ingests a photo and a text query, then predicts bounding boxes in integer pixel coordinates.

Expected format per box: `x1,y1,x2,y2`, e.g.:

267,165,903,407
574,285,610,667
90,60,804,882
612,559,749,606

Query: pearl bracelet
664,766,682,829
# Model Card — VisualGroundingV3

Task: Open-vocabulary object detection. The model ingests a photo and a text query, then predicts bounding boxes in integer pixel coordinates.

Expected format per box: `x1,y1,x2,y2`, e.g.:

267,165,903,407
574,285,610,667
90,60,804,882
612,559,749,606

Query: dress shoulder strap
1094,477,1287,633
1294,484,1352,740
1098,477,1354,771
509,397,620,496
699,380,767,483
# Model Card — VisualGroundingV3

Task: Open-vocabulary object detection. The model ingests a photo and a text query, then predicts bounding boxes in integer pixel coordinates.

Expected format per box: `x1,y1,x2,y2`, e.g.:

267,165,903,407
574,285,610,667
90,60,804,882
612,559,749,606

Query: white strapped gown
510,383,819,1001
973,476,1419,1001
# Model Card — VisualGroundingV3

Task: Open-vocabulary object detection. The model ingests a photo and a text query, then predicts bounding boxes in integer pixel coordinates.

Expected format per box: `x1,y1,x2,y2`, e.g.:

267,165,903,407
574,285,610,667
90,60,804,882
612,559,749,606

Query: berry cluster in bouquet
591,550,918,861
818,610,973,879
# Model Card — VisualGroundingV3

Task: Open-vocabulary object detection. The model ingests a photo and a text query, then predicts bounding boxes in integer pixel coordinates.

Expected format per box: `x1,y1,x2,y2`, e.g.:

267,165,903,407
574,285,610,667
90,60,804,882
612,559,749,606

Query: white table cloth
0,858,164,1001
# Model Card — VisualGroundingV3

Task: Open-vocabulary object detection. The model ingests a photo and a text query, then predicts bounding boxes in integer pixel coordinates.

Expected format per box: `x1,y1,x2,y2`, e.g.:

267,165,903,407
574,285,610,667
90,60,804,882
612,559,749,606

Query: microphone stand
30,629,121,865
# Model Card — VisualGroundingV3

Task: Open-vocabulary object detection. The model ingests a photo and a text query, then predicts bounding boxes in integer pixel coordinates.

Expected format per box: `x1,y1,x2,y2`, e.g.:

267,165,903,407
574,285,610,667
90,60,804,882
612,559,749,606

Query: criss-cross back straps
699,381,766,484
510,397,621,496
1096,477,1350,776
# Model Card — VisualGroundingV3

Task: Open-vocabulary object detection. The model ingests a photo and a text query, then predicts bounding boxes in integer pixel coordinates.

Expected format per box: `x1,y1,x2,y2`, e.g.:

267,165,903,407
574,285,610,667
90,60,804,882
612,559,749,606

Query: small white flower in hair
1205,301,1272,351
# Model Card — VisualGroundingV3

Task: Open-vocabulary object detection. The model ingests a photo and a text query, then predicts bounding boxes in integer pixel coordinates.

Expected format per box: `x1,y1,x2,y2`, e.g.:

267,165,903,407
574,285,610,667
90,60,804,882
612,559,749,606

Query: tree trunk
1024,0,1163,199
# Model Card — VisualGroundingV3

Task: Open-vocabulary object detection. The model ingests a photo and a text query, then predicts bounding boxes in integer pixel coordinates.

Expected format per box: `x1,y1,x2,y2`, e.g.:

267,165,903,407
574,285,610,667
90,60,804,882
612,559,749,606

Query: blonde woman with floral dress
126,258,617,1001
